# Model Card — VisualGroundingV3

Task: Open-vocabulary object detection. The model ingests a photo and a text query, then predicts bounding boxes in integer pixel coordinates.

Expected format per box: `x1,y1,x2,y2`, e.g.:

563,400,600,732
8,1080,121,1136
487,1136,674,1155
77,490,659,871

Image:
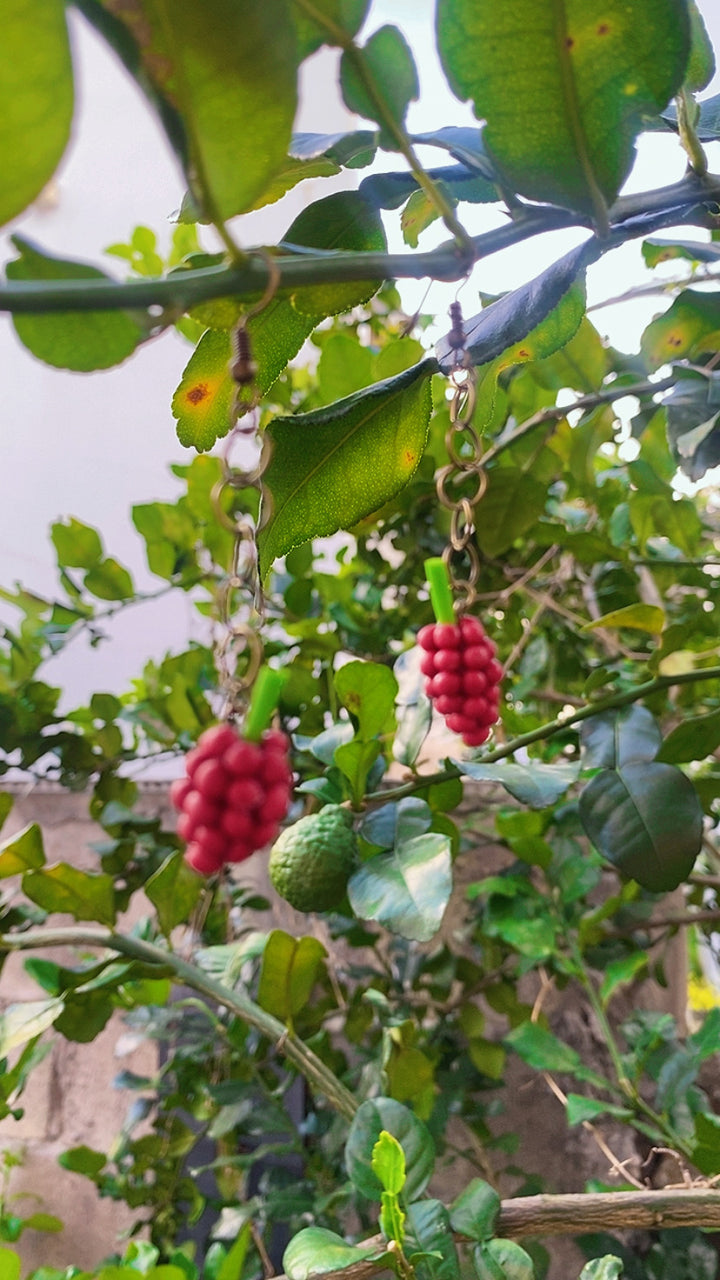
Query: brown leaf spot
517,349,530,359
186,383,209,405
597,21,610,35
566,35,575,49
667,333,683,348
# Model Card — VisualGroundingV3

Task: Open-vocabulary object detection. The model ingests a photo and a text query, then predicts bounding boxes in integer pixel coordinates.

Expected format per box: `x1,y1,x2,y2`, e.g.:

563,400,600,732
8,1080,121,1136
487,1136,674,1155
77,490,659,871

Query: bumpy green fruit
268,805,357,912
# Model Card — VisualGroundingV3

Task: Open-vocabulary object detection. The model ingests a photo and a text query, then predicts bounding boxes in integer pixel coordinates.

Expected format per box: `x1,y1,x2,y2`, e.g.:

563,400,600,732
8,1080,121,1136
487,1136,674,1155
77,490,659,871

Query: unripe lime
268,805,357,913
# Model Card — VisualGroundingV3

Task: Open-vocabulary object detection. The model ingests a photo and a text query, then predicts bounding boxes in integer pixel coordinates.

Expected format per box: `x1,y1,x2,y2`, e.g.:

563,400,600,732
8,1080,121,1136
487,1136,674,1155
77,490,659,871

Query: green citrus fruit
268,805,357,912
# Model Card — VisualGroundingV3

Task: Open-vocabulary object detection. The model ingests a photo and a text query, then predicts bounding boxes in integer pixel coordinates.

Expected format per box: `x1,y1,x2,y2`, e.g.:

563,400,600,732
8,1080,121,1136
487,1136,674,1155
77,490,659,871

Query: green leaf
258,360,436,574
458,761,578,809
257,930,327,1025
0,1247,21,1280
473,470,548,559
0,0,73,227
505,1022,584,1074
21,1214,62,1234
58,1145,106,1179
578,1260,624,1280
658,708,720,764
293,0,370,59
86,0,298,219
437,0,690,220
642,290,720,369
685,0,715,91
691,1111,720,1177
51,518,103,570
474,1240,535,1280
283,1229,384,1280
406,1200,459,1280
83,558,134,601
372,1131,406,1195
317,333,374,402
380,1190,405,1249
359,799,432,851
0,823,45,879
579,761,703,892
333,740,381,806
449,1180,500,1242
565,1095,633,1127
0,1000,63,1057
287,191,387,317
663,367,720,482
0,795,12,836
437,258,591,373
334,661,398,741
345,1097,435,1202
172,329,235,452
23,864,116,925
599,953,648,1006
348,833,452,942
583,603,665,634
580,707,662,770
145,851,203,937
340,26,419,150
6,237,143,371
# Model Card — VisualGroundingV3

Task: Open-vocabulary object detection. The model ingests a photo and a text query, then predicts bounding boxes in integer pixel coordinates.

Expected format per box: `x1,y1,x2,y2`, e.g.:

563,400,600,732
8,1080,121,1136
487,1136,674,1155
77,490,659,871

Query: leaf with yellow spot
641,290,720,369
172,329,234,452
258,359,437,575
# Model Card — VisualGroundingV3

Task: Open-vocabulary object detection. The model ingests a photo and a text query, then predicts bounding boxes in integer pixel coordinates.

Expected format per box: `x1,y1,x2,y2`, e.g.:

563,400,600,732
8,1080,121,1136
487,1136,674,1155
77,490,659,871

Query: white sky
1,2,719,713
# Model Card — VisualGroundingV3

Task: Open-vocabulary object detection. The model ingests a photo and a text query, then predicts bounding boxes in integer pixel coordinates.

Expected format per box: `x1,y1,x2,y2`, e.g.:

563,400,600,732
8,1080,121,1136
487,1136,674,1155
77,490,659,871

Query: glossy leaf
457,761,578,808
583,603,665,634
359,799,432,851
283,1229,383,1280
22,863,116,926
0,823,45,879
334,661,398,741
0,1000,63,1057
579,761,703,892
436,245,596,372
287,191,387,317
658,708,720,764
340,26,419,150
406,1200,459,1280
1,0,73,226
81,0,298,219
449,1180,500,1242
257,930,327,1025
145,852,203,938
437,0,690,220
663,366,720,482
345,1097,435,1201
347,832,452,942
258,360,436,574
580,706,662,770
474,1239,535,1280
6,237,143,371
642,290,720,369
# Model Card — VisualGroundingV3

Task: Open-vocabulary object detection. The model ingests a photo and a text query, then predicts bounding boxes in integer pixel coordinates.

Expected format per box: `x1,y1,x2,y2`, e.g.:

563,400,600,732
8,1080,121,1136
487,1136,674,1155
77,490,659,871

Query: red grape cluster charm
171,721,292,875
418,612,503,748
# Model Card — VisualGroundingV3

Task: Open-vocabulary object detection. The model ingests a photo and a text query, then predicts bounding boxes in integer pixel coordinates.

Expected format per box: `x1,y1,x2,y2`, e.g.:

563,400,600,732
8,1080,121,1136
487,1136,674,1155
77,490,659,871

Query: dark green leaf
283,1229,384,1280
449,1180,501,1242
578,1260,624,1280
287,191,387,317
0,0,74,227
579,761,703,892
436,245,595,372
257,930,327,1025
580,706,662,770
505,1023,583,1074
0,824,45,879
145,851,203,937
82,0,298,219
474,1240,535,1280
406,1200,459,1280
258,360,436,574
348,832,452,942
340,27,419,150
333,739,381,806
7,237,143,370
663,367,720,482
359,165,496,211
412,127,498,182
565,1095,633,1127
457,761,577,808
437,0,690,218
23,863,116,925
473,470,549,559
0,794,12,836
658,708,720,764
691,1112,720,1177
345,1097,435,1202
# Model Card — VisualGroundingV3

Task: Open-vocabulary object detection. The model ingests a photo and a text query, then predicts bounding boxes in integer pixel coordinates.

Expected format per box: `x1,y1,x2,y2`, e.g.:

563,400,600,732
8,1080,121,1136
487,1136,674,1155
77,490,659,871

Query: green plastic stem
425,557,456,625
244,666,286,742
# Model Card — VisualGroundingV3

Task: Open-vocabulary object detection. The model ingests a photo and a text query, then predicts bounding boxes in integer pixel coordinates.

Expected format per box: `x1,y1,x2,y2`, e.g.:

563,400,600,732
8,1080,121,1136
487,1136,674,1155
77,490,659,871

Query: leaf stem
676,88,708,177
0,927,358,1121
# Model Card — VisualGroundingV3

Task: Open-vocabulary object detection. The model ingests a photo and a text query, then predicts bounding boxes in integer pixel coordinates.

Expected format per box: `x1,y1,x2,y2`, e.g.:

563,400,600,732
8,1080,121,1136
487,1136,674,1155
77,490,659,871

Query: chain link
209,264,279,720
436,302,486,614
